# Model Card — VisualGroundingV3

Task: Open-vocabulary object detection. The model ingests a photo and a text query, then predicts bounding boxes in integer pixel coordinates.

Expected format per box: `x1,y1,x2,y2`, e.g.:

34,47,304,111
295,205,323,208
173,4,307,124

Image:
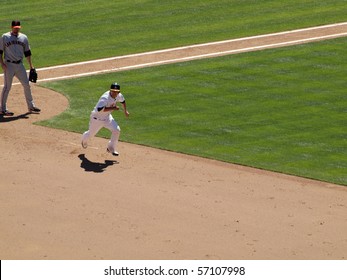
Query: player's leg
81,116,103,148
15,64,39,111
105,117,120,155
0,63,15,114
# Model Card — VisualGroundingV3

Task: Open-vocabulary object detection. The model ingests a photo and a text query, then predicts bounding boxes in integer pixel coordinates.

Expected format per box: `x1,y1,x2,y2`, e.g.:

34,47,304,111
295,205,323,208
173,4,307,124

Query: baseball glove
29,68,38,83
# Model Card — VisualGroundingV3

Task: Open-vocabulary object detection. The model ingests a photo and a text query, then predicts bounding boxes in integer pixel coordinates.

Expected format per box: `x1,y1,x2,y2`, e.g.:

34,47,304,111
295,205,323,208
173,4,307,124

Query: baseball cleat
107,148,119,156
0,110,14,116
29,107,41,113
81,141,88,149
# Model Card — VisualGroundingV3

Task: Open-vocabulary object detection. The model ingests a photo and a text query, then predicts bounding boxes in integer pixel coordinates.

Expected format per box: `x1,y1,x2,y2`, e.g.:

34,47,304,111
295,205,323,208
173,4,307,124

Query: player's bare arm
25,53,34,69
120,101,130,117
0,51,6,71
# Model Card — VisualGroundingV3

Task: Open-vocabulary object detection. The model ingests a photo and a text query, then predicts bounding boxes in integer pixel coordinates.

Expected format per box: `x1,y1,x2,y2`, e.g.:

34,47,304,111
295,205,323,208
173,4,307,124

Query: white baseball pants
82,114,121,153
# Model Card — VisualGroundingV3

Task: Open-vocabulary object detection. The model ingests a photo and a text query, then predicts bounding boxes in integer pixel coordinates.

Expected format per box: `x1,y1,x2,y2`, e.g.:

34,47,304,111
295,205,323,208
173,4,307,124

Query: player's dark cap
11,20,21,28
110,83,120,91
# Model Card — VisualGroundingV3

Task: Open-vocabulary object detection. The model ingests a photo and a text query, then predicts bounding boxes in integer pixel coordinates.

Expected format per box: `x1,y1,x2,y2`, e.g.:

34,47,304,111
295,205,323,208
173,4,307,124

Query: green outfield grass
1,0,346,67
40,37,347,186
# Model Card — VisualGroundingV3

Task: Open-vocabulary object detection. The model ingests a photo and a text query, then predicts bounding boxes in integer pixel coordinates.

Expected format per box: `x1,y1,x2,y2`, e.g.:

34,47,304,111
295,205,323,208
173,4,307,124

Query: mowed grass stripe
1,0,346,67
40,37,347,186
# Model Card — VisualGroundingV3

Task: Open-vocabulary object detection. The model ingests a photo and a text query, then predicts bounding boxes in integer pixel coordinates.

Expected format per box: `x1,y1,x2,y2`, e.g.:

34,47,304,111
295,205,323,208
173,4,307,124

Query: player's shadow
78,154,118,173
0,113,30,122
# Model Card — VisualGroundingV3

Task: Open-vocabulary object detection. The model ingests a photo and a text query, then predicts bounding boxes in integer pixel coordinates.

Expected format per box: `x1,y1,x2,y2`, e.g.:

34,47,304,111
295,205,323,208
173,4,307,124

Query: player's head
11,20,21,34
110,83,120,91
110,83,120,97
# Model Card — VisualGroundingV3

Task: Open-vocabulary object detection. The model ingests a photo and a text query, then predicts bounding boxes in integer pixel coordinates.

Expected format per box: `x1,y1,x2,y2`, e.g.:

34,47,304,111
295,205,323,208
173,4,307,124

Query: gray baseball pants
1,61,35,112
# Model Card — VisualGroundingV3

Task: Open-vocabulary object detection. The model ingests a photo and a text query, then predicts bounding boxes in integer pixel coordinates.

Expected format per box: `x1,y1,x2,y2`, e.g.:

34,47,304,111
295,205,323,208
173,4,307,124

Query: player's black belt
6,60,22,64
93,117,107,121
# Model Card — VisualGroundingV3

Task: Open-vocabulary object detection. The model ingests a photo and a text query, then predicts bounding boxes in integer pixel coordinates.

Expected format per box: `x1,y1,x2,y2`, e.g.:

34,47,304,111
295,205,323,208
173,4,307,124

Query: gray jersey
0,32,30,61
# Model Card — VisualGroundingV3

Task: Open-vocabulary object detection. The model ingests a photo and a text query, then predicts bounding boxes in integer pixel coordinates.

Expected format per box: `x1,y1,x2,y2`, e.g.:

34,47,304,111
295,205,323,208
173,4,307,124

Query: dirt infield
1,24,347,260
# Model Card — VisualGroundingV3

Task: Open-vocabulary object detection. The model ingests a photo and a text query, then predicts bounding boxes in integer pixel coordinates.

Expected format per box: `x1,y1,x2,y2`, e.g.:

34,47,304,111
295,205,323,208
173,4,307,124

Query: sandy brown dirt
1,24,347,260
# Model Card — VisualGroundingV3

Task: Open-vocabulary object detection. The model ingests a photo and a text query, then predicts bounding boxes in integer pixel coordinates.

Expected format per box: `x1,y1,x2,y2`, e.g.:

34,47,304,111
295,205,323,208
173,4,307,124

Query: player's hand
1,63,6,71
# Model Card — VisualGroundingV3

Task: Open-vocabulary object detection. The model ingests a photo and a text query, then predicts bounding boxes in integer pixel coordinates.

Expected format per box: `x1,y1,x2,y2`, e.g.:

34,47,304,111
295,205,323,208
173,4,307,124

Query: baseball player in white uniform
81,83,130,156
0,20,40,116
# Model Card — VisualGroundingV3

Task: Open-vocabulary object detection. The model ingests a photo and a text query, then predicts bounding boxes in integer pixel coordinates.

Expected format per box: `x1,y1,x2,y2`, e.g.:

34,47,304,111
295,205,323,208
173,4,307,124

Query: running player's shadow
78,154,118,173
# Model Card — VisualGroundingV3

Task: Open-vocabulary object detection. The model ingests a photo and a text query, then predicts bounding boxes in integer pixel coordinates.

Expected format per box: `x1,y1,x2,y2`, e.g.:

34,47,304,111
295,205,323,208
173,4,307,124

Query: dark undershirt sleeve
24,50,32,57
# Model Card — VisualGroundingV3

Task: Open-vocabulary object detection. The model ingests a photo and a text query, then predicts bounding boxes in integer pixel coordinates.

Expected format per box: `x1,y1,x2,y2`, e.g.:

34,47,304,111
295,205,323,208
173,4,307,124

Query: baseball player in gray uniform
81,83,130,156
0,20,40,116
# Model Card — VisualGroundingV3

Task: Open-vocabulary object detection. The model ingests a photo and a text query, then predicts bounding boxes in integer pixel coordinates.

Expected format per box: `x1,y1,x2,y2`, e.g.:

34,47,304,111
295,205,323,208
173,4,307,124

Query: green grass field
40,37,347,186
1,0,346,67
2,1,346,185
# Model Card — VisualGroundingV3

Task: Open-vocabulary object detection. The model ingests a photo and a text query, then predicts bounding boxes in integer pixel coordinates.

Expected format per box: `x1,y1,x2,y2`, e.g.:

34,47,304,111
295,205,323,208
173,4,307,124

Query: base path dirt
0,23,347,260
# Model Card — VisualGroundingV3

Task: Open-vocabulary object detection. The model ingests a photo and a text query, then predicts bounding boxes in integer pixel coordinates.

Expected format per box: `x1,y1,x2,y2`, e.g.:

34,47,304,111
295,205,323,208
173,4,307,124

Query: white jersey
91,90,125,120
0,32,30,61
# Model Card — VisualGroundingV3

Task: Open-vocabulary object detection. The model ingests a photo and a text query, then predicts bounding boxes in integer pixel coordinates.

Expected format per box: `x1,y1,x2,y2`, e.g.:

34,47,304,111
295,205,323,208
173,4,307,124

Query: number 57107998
197,266,246,276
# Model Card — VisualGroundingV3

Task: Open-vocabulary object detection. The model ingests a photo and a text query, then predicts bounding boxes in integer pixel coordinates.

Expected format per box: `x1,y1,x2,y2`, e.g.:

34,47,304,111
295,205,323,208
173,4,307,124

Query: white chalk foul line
34,21,347,71
1,22,347,86
33,31,347,83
